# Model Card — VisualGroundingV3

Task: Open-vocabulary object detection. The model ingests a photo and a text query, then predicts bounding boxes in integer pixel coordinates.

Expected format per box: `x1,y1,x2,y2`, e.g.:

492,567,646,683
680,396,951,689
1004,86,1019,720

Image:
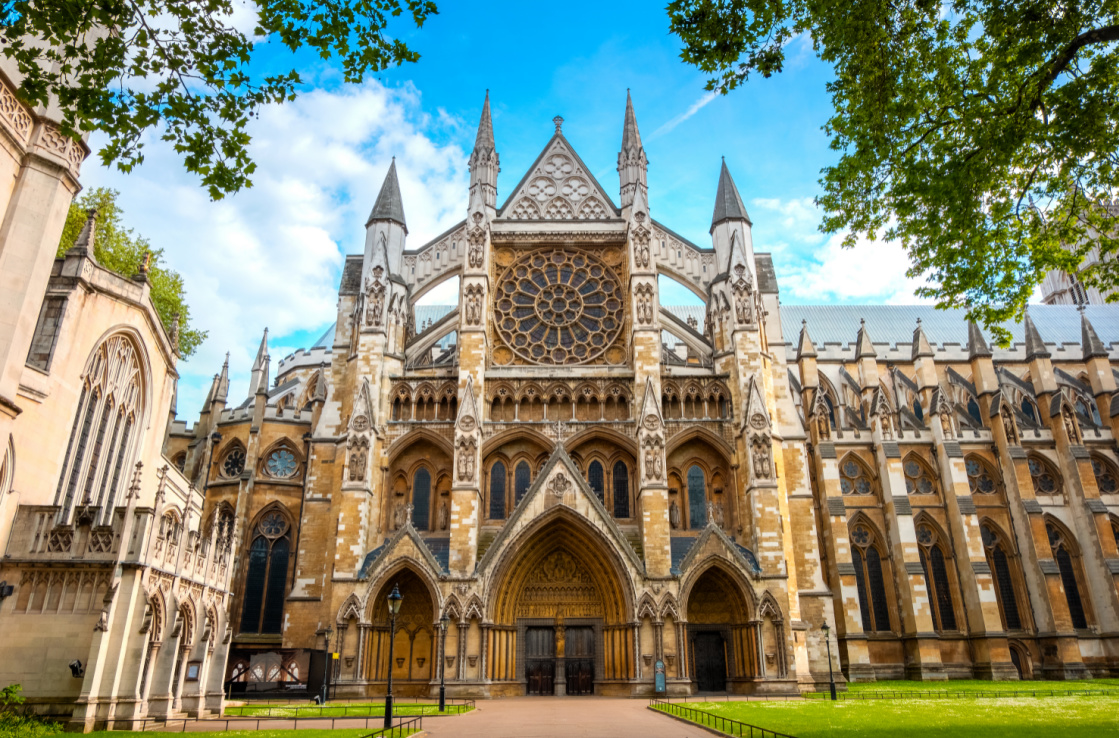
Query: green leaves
57,188,207,358
1,0,436,200
670,0,1119,343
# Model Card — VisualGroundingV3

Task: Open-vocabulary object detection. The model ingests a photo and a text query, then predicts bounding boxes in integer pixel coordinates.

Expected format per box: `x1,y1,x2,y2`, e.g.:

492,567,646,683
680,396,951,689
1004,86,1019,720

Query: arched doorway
685,566,755,692
364,569,436,696
489,512,633,695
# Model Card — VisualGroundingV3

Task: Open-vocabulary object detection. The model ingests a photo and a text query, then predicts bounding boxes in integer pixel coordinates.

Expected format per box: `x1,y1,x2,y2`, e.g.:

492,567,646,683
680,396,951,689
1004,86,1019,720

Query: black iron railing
360,715,423,737
223,698,474,717
802,688,1119,700
649,699,798,738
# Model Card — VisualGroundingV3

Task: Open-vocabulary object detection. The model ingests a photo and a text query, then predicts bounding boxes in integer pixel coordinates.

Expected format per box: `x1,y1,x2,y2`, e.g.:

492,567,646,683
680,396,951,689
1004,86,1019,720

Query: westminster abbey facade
2,79,1119,730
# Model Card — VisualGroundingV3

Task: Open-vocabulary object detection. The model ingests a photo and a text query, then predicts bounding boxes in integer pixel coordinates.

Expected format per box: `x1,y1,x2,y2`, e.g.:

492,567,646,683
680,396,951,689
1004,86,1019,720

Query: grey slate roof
339,256,363,295
311,324,335,349
778,304,1119,351
366,159,408,231
710,160,751,229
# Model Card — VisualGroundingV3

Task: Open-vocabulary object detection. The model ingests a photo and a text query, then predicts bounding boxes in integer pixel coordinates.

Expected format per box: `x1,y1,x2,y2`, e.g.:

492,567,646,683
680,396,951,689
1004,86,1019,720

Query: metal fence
94,714,426,733
802,688,1119,701
649,699,798,738
360,715,423,737
223,698,475,717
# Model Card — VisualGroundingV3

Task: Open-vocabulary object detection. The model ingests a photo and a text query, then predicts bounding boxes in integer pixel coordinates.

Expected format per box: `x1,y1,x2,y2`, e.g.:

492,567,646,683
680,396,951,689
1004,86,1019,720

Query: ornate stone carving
515,550,602,618
438,501,449,531
347,436,369,482
467,226,486,268
635,282,654,325
750,436,772,480
732,275,753,325
364,268,385,327
642,436,664,482
548,472,571,497
669,500,680,529
456,435,476,483
464,284,484,326
632,226,651,269
1062,405,1081,444
1000,405,1019,445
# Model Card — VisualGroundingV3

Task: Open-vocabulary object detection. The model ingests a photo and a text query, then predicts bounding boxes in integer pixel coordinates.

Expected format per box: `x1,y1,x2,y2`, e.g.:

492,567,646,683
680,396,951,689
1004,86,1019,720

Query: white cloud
751,197,927,304
649,91,719,140
81,80,471,420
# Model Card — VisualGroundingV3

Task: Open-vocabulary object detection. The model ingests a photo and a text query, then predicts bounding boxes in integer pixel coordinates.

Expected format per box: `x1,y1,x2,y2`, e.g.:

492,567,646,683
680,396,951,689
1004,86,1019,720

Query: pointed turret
967,321,992,359
364,159,409,277
248,328,270,398
855,319,876,359
618,90,648,212
797,320,817,360
469,91,500,213
366,159,407,232
1081,309,1109,359
1023,311,1050,360
68,208,98,261
709,159,754,279
710,159,751,231
911,318,934,360
216,352,230,402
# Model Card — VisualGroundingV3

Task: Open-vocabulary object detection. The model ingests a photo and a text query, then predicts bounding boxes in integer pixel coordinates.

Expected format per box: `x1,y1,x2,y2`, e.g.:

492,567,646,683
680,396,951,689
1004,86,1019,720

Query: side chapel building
2,84,1119,729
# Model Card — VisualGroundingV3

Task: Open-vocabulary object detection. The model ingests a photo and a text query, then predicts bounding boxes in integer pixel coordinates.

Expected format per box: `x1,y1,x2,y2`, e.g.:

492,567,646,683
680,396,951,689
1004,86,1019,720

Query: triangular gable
456,375,480,431
476,443,644,576
358,521,445,580
676,524,762,578
742,375,770,433
496,133,622,222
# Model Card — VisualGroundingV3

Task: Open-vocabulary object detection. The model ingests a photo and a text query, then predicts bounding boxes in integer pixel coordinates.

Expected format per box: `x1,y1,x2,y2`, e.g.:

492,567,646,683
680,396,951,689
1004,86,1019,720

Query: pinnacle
622,89,643,154
1023,310,1051,360
710,160,751,231
474,90,495,153
366,159,408,232
1081,309,1109,359
69,208,98,261
797,319,817,360
967,321,992,359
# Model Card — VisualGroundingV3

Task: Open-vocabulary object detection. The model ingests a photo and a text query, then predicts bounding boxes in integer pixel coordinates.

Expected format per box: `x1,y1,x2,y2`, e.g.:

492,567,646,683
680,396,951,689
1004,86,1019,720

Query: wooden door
525,627,555,695
565,627,594,696
693,632,727,692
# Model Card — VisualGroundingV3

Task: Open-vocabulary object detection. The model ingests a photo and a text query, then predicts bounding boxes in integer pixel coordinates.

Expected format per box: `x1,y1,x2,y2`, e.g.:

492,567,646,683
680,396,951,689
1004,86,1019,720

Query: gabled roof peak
1081,307,1109,359
366,158,408,232
710,159,751,231
1024,310,1051,360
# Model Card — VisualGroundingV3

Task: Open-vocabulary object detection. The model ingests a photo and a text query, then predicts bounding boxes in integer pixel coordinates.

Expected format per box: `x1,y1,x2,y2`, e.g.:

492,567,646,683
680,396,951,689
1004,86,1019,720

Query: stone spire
1081,308,1109,359
710,159,751,231
216,352,230,402
1023,310,1050,360
248,328,270,398
855,319,876,359
796,320,817,360
469,90,500,212
618,89,648,212
967,321,991,358
366,158,408,233
68,208,98,261
911,318,934,360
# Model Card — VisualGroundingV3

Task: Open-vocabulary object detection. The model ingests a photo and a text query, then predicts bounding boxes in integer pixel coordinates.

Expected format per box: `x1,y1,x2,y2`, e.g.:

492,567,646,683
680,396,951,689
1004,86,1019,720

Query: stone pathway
421,697,710,737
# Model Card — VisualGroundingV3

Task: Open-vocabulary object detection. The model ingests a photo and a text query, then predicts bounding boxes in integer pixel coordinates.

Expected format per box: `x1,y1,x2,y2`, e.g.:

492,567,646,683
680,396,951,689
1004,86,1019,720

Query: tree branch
1038,24,1119,93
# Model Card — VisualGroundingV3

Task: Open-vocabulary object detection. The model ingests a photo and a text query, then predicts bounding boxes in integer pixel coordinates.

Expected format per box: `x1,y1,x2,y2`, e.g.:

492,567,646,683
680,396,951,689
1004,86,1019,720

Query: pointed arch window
1028,456,1060,496
966,456,998,494
240,510,291,634
981,524,1022,630
514,461,532,505
1046,523,1088,629
840,457,873,495
1091,456,1119,495
849,524,892,632
54,334,144,525
903,457,937,495
412,468,432,530
687,465,707,529
489,462,506,520
587,461,605,504
613,461,630,518
1020,397,1039,426
916,523,957,631
966,397,983,426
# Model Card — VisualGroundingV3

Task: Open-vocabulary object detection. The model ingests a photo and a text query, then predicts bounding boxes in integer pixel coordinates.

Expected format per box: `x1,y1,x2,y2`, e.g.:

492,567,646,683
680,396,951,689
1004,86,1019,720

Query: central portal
524,624,595,696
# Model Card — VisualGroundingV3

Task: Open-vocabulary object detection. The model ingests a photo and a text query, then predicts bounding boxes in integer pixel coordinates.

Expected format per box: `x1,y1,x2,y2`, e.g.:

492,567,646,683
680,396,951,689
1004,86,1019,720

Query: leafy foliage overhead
669,0,1119,342
1,0,437,200
58,188,207,358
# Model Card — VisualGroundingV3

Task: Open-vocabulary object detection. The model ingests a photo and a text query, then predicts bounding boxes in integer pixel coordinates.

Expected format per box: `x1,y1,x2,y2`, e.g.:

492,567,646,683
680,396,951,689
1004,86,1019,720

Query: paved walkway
422,697,710,737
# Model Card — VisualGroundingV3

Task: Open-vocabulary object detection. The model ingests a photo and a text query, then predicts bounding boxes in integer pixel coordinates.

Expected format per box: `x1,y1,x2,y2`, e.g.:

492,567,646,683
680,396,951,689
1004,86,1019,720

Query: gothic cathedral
2,87,1119,731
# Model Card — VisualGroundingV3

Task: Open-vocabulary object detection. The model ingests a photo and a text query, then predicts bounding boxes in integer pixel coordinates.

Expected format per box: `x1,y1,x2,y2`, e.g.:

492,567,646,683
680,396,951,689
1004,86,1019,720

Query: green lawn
838,678,1119,694
224,702,471,718
659,692,1119,737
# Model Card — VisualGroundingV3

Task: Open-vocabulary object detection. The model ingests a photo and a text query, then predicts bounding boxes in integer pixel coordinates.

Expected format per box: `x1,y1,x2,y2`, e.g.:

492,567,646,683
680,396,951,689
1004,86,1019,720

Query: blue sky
79,0,925,423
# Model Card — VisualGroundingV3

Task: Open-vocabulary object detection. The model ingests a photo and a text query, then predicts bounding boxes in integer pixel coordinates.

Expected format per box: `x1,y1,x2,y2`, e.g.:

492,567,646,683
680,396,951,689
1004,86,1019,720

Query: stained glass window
588,461,605,504
688,465,707,529
489,462,506,520
612,462,629,518
514,461,531,505
266,449,297,478
412,468,431,530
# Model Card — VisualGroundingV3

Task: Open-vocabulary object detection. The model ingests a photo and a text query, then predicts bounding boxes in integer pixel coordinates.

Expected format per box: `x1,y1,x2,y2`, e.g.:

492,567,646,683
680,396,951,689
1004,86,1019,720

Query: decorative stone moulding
396,657,405,668
468,656,478,667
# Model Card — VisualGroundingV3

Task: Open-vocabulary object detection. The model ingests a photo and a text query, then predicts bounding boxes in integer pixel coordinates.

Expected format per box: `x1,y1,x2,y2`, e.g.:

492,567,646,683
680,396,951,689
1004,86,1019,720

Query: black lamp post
384,584,403,729
821,620,837,701
320,625,333,705
438,612,449,712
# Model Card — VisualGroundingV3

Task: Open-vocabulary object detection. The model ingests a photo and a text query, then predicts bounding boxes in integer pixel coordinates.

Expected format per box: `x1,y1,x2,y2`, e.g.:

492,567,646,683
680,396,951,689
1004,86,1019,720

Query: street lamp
821,620,837,701
320,625,333,705
384,584,403,729
438,612,450,712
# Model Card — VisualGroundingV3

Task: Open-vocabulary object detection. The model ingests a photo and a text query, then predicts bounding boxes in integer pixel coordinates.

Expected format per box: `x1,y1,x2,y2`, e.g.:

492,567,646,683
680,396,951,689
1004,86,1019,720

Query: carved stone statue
1062,406,1081,444
713,502,725,528
456,436,476,482
348,439,368,482
733,279,752,324
464,284,484,326
438,501,449,531
365,277,385,327
393,502,406,529
1000,406,1019,445
467,227,485,268
644,445,663,481
752,437,772,479
669,500,680,529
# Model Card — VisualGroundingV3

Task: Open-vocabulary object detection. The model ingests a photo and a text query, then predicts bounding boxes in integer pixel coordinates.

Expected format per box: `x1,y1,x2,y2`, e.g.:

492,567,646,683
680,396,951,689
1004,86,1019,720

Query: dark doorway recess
693,631,727,692
525,627,555,695
565,626,594,696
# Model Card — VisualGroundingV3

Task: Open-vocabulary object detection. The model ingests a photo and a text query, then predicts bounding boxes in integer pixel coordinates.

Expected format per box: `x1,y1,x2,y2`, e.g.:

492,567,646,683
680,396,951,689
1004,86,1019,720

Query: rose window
222,448,246,477
840,459,872,495
266,449,297,478
904,460,936,495
1028,457,1058,494
259,512,288,537
966,458,997,494
495,248,624,365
